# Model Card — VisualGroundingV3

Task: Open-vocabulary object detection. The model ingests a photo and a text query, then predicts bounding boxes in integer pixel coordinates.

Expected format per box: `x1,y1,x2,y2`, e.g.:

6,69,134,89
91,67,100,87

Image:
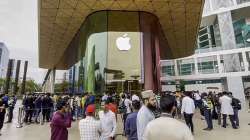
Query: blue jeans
233,109,239,127
204,109,213,129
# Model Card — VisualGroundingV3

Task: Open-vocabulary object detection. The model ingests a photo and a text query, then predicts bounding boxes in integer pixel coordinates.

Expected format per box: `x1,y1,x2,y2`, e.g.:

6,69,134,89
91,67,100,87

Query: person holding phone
50,100,72,140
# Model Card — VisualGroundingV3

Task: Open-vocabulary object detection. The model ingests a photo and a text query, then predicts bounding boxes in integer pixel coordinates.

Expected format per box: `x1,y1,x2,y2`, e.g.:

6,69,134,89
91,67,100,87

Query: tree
54,81,69,93
24,80,42,93
0,78,6,92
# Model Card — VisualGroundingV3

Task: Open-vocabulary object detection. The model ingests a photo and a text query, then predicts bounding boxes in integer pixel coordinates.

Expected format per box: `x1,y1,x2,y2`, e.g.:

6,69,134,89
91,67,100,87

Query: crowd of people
49,90,244,140
0,89,246,139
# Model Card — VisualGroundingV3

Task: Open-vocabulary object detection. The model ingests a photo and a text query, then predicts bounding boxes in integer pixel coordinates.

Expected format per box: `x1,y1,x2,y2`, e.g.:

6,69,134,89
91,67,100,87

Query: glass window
198,56,218,74
177,59,195,75
236,0,250,4
161,65,175,76
220,53,245,72
233,19,246,46
246,51,250,71
161,61,175,76
0,48,2,65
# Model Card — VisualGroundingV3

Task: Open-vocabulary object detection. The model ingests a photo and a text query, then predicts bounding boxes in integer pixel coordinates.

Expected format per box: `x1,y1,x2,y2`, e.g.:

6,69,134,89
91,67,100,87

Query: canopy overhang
39,0,204,69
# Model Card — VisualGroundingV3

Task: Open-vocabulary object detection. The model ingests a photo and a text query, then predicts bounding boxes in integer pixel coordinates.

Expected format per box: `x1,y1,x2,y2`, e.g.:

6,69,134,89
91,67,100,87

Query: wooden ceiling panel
41,0,59,8
39,0,204,69
40,9,57,17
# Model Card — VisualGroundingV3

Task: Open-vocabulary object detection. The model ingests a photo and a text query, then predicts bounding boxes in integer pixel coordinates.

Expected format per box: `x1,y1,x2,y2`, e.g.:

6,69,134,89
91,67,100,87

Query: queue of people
0,89,245,139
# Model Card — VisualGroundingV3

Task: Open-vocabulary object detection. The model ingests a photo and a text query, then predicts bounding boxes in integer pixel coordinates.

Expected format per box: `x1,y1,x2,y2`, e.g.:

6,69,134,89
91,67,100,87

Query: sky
0,0,64,84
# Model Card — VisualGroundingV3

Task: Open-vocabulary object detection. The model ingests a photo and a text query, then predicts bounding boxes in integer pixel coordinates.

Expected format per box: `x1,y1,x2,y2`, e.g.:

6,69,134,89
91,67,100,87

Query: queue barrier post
16,107,23,128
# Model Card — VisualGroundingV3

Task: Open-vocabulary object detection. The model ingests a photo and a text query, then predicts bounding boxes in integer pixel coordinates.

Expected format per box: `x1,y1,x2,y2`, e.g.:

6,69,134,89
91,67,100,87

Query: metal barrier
16,107,24,128
16,107,55,127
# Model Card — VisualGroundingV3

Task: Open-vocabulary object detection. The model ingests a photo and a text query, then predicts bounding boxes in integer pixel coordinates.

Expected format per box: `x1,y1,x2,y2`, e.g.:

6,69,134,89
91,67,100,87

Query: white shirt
194,92,201,100
99,110,117,140
181,96,195,114
102,95,108,101
143,117,194,140
124,98,132,114
132,94,140,101
219,95,234,115
79,116,101,140
137,105,155,140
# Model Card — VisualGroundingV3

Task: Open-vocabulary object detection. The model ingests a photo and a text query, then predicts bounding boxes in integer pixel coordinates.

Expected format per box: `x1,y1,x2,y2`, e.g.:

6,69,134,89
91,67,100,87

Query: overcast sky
0,0,64,84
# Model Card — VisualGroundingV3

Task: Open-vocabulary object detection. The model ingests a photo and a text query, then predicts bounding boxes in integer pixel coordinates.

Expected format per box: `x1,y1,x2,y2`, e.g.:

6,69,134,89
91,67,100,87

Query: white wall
0,43,9,78
185,83,223,93
162,85,176,92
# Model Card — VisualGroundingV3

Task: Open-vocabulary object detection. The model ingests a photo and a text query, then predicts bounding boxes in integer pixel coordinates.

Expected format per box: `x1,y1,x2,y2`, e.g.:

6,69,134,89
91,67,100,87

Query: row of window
196,18,250,53
161,51,250,76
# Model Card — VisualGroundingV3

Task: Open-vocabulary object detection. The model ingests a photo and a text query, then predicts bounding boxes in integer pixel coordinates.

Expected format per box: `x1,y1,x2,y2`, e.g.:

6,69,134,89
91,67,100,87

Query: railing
237,0,250,4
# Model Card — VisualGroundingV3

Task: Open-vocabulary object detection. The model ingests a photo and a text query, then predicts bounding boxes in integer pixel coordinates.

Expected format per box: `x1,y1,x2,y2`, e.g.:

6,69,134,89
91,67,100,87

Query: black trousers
8,107,14,122
0,112,5,129
42,109,51,122
222,114,236,128
184,113,194,133
25,109,33,123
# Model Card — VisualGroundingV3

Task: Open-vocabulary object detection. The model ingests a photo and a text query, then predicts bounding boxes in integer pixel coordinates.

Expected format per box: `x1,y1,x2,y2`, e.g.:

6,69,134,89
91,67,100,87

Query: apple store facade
64,11,172,95
39,0,203,95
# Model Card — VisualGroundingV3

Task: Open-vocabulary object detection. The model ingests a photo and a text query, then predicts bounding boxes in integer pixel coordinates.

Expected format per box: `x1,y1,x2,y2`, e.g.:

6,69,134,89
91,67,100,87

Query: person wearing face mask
50,99,72,140
136,90,157,140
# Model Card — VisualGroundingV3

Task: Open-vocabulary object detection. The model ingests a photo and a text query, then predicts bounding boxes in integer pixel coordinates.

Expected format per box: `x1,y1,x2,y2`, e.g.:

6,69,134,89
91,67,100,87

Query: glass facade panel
196,25,218,52
198,56,219,74
83,12,108,95
233,19,246,48
237,0,250,4
246,51,250,71
161,65,175,76
65,11,166,94
107,11,141,82
177,59,195,75
220,53,245,72
0,48,2,65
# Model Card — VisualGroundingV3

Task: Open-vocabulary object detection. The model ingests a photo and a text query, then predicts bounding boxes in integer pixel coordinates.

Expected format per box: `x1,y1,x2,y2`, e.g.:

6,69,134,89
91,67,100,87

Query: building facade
0,42,9,78
161,0,250,102
38,0,204,95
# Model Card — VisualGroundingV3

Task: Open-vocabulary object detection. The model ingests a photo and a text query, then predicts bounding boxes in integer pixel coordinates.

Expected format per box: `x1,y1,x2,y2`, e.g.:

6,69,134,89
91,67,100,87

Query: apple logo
116,33,131,51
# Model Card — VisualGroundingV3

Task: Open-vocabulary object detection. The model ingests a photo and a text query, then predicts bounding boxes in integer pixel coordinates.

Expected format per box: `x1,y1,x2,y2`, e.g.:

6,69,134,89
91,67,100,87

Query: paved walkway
2,107,250,140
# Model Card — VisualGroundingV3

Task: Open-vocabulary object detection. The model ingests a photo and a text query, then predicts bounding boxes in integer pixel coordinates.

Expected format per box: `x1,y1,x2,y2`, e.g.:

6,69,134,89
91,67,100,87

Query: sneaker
222,125,226,128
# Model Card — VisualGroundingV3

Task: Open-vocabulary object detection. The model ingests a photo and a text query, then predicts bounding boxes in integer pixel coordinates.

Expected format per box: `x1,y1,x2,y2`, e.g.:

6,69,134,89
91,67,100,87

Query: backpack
118,100,127,114
232,98,241,110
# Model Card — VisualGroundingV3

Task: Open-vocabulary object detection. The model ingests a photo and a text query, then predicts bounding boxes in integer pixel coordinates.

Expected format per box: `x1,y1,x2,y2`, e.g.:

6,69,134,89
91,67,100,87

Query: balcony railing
237,0,250,4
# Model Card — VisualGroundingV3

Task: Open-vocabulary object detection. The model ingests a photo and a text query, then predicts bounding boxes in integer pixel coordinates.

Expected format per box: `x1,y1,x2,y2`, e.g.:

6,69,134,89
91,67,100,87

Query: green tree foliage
24,80,42,93
54,81,69,93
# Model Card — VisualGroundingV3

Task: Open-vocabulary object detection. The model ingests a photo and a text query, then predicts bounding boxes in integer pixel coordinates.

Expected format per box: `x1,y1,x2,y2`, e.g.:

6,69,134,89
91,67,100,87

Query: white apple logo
116,33,131,51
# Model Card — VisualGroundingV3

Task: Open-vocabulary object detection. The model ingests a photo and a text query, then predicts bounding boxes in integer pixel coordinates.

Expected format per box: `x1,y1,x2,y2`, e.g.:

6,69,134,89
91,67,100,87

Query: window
233,19,246,46
161,65,175,76
237,0,250,4
197,56,218,74
0,48,2,65
220,53,245,72
177,59,195,75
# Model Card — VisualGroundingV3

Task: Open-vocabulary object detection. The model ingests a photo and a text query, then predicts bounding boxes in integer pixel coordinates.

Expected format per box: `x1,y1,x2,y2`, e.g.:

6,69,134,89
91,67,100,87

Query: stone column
217,11,245,103
50,69,56,94
227,77,245,104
